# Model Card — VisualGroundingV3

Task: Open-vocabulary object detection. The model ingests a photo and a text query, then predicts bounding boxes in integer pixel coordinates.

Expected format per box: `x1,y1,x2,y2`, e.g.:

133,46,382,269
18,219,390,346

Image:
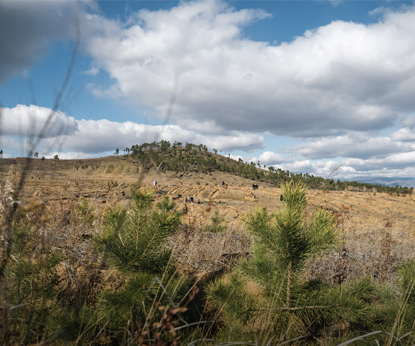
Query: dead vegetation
3,156,415,285
3,156,415,344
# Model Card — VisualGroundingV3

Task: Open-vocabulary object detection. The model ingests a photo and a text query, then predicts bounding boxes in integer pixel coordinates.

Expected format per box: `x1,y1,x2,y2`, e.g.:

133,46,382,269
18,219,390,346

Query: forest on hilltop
122,140,413,194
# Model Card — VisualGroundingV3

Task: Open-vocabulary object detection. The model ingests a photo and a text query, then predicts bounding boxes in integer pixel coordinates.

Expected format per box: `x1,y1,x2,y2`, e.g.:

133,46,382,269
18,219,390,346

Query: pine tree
1,224,64,344
207,181,380,341
97,188,180,273
204,211,226,233
95,188,191,335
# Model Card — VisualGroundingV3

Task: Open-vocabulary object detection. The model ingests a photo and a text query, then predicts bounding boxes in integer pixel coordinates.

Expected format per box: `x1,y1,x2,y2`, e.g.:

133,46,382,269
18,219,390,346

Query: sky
1,0,415,183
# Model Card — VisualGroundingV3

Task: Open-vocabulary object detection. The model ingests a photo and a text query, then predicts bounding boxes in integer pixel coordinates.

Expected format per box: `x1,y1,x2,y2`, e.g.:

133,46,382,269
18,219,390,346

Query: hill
3,149,415,344
1,150,415,276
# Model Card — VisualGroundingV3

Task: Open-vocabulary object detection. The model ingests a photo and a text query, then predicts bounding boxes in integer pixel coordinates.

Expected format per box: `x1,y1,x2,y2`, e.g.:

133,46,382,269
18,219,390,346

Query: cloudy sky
1,0,415,182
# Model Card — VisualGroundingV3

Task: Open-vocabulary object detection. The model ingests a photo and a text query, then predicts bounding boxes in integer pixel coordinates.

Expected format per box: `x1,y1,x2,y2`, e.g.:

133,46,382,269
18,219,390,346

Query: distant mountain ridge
352,177,415,188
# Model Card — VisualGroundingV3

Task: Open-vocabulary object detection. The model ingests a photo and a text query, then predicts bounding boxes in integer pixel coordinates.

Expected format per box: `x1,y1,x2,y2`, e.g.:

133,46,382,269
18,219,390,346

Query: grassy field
2,155,415,280
2,155,415,345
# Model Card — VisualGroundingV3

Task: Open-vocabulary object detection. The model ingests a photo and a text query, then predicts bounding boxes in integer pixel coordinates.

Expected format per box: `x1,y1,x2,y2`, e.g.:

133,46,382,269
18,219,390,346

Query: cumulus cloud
52,120,265,154
82,66,99,75
287,132,414,160
0,0,91,82
391,128,415,142
82,0,415,138
1,105,265,157
4,104,415,182
45,151,100,160
0,104,78,137
232,146,415,182
231,151,287,166
343,151,415,172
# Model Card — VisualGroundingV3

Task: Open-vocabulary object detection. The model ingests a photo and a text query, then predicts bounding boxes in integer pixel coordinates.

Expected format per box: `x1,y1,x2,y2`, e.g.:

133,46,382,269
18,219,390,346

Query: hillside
1,152,415,276
3,153,415,222
3,152,415,344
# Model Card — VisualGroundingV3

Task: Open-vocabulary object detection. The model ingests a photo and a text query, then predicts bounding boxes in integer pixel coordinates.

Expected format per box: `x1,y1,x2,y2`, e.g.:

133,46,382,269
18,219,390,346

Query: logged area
2,154,415,345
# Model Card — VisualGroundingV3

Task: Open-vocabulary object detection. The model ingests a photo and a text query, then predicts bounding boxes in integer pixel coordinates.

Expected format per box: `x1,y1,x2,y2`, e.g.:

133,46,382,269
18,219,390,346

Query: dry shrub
0,177,105,343
206,201,212,213
169,223,250,273
34,200,111,304
306,224,415,285
135,287,199,346
6,193,112,307
305,192,415,286
337,204,352,229
384,218,393,228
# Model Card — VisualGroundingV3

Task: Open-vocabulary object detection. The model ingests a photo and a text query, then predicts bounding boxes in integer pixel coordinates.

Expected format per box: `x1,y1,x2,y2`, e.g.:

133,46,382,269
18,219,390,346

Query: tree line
120,140,413,194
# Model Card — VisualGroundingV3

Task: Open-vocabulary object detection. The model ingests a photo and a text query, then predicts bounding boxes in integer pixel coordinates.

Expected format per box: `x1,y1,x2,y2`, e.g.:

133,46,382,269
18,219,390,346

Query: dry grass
4,156,415,345
0,174,122,309
306,191,415,285
170,226,251,273
306,220,415,285
2,156,415,285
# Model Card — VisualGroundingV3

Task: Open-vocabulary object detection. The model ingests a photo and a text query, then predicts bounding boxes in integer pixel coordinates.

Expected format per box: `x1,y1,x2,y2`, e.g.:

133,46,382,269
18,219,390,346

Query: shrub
207,181,380,342
94,188,194,338
0,223,64,344
76,198,95,225
204,210,226,233
97,188,180,273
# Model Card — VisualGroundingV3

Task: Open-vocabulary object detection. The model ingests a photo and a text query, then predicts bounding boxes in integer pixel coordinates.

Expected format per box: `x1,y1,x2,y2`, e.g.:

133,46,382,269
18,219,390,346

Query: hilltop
3,148,415,344
1,150,415,275
1,145,415,227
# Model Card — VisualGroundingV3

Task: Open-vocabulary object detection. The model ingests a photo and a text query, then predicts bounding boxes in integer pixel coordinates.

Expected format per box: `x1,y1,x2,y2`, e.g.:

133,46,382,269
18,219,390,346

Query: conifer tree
96,188,191,334
207,181,380,341
204,211,226,233
97,188,180,273
244,181,338,307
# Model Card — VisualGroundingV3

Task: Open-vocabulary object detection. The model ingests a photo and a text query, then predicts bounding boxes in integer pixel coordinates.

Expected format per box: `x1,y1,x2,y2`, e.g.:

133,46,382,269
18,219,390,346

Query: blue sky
1,0,415,182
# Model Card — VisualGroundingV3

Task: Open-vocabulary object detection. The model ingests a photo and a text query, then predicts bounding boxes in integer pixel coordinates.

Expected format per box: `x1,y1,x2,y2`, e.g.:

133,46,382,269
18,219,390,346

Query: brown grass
2,156,415,285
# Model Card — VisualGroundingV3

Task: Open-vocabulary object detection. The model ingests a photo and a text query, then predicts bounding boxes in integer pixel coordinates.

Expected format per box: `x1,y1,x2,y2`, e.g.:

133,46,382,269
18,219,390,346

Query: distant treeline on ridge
122,140,413,195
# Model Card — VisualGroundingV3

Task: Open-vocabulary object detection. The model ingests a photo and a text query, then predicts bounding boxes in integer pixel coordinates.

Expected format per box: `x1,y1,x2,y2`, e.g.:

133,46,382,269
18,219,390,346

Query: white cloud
231,147,415,181
343,151,415,171
82,66,99,75
282,160,316,174
45,151,99,160
55,119,265,154
82,0,415,138
0,104,78,137
391,128,415,141
257,151,286,165
88,84,124,99
4,104,415,182
229,151,288,169
288,132,413,160
1,105,265,157
304,151,415,179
